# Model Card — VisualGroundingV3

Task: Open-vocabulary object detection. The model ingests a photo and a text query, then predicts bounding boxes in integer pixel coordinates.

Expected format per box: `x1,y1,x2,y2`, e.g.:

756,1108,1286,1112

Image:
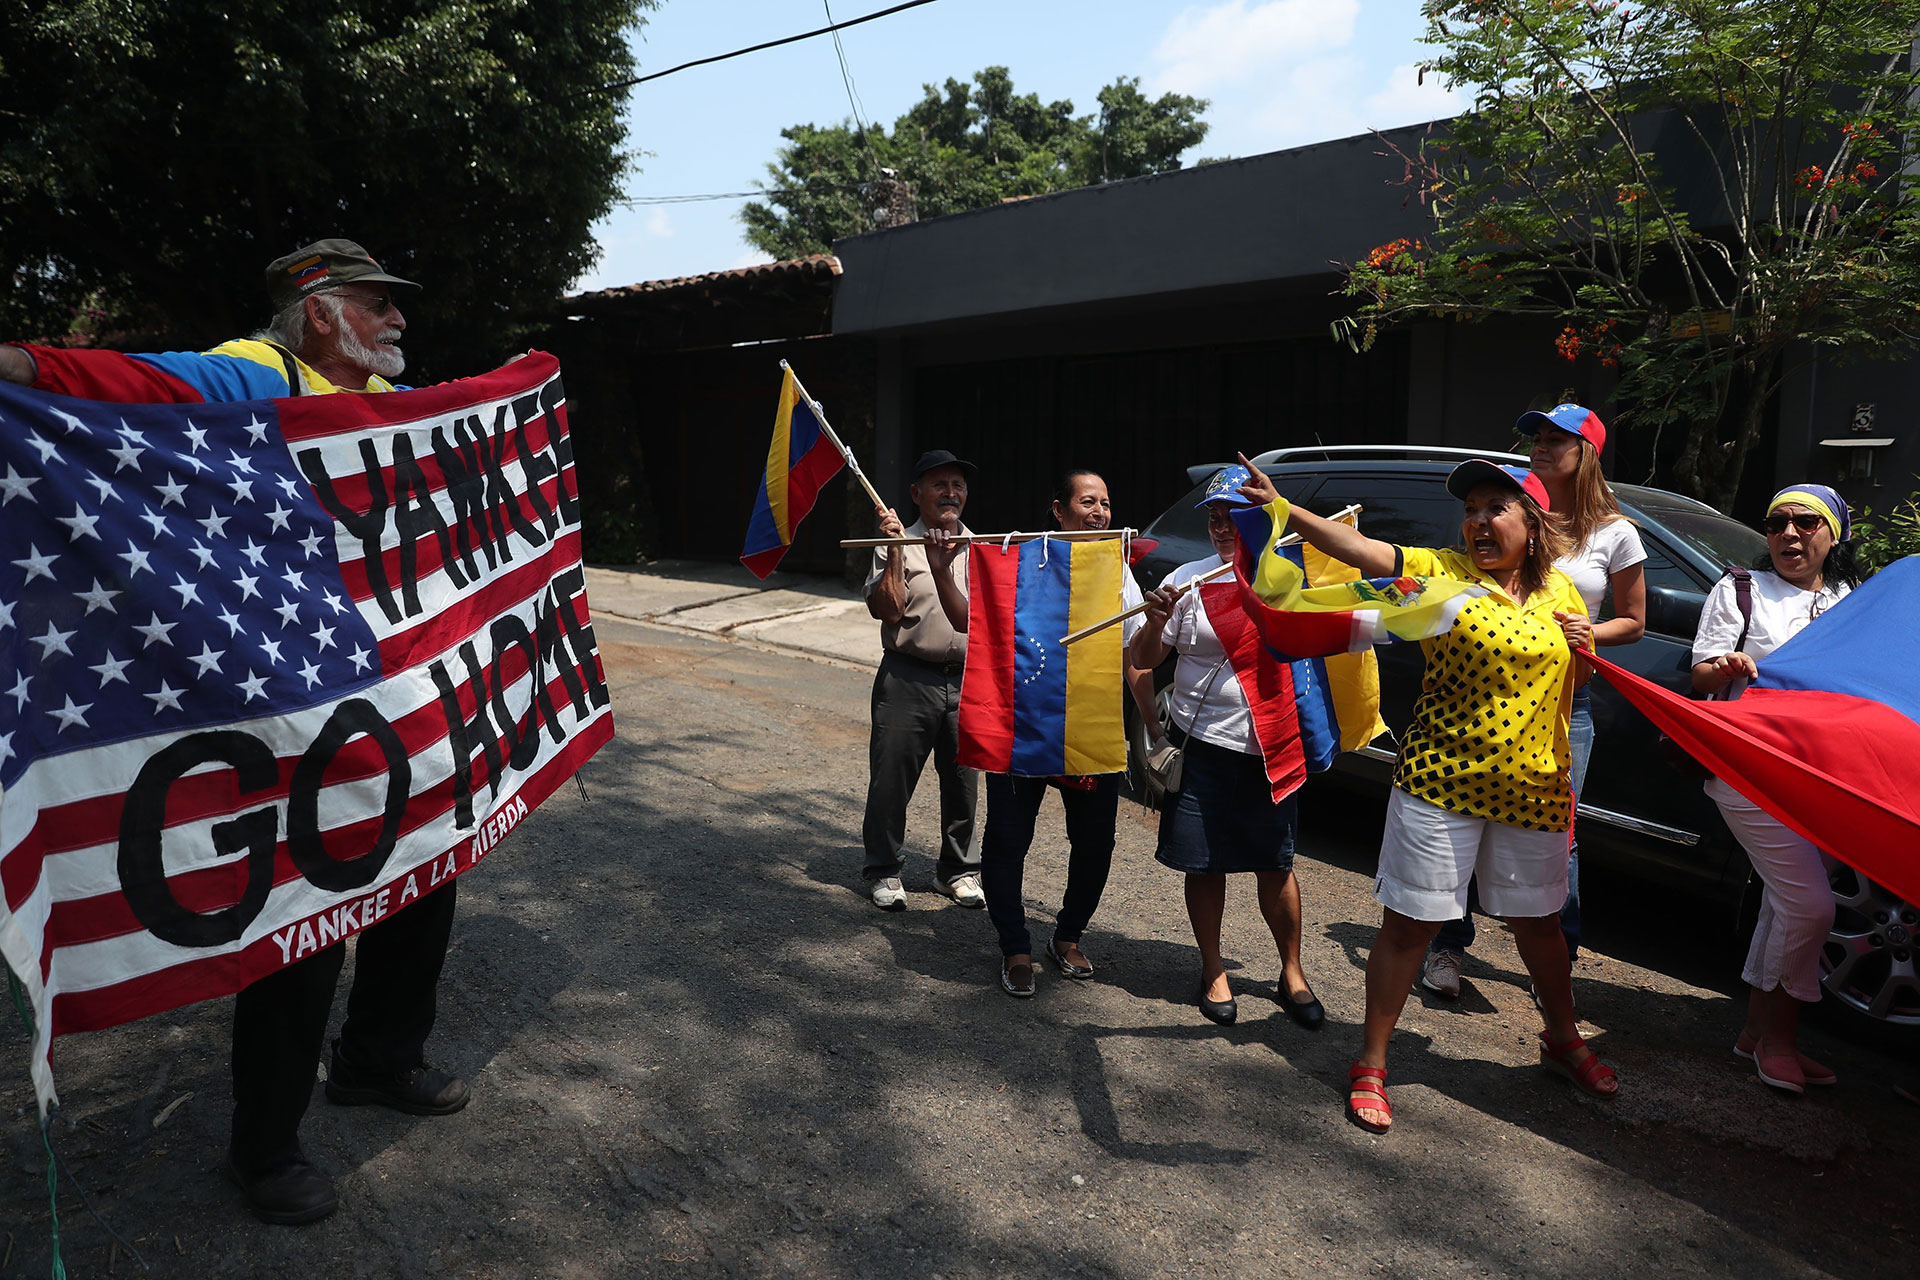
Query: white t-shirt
1555,516,1646,618
1691,567,1849,803
1691,568,1850,670
1156,555,1256,755
1117,564,1147,645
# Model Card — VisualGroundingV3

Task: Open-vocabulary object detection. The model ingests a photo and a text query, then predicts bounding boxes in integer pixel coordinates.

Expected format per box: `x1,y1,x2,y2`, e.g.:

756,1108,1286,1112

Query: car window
1302,476,1460,552
1618,491,1767,571
1146,472,1315,547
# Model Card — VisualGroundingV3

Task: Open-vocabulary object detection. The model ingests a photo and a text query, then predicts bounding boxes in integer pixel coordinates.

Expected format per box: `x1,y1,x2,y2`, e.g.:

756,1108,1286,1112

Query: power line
824,1,871,135
599,0,944,95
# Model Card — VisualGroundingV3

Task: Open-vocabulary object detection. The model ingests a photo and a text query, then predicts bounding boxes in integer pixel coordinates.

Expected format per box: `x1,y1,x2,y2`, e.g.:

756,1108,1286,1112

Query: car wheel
1820,865,1920,1046
1124,680,1176,810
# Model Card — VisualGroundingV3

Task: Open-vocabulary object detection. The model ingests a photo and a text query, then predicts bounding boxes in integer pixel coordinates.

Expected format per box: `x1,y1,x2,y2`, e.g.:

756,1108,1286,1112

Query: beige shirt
864,518,970,664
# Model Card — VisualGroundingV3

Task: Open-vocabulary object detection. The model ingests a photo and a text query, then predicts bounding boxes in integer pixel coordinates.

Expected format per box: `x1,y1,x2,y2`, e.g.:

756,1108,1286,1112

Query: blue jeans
1432,689,1591,959
980,773,1119,957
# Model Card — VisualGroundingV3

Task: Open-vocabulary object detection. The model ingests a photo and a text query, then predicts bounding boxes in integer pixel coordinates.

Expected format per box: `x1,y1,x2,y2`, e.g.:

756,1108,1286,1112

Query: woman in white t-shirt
1421,403,1646,998
1691,484,1862,1094
1130,465,1323,1032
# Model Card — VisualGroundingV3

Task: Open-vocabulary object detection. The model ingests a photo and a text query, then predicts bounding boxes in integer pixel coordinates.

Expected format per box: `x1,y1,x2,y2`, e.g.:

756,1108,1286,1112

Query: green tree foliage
741,67,1209,260
1336,0,1920,509
0,0,656,378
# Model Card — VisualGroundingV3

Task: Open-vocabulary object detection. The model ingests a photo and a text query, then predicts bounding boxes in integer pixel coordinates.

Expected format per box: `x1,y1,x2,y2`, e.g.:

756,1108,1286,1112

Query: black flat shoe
1198,986,1237,1026
1283,988,1325,1031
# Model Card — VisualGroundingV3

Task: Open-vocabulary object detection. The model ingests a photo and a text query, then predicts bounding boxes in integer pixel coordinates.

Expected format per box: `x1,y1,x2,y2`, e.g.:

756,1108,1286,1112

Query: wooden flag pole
840,528,1137,549
1058,503,1362,646
782,359,887,512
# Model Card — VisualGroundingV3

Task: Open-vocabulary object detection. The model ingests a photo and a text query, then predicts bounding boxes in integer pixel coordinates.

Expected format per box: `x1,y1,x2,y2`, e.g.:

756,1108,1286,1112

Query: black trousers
229,879,458,1172
979,773,1119,957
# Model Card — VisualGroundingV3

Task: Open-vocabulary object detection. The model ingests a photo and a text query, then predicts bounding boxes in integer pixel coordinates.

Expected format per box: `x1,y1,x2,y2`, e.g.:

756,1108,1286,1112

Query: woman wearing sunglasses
1421,403,1645,998
1691,484,1864,1093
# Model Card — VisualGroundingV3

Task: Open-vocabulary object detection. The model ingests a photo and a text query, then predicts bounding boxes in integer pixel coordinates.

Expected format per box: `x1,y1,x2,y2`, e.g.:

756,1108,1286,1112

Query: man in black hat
862,450,985,910
3,240,466,1228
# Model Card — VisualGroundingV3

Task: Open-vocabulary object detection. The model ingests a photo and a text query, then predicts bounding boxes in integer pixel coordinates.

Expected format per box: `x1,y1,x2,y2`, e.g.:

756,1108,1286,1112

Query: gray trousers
861,653,980,883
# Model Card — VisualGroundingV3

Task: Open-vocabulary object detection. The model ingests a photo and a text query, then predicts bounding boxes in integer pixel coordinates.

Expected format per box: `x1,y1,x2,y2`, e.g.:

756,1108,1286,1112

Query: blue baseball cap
1446,459,1554,511
1516,402,1607,455
1195,464,1258,508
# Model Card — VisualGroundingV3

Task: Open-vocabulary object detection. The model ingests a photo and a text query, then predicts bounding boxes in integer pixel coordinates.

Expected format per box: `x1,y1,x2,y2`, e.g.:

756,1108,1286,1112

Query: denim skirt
1153,730,1299,875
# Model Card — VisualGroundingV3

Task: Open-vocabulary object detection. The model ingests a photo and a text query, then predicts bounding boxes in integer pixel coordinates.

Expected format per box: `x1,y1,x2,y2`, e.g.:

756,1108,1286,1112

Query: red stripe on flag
302,401,562,516
1201,583,1307,803
374,529,588,673
45,718,610,1037
273,355,564,445
1587,656,1920,907
956,544,1020,773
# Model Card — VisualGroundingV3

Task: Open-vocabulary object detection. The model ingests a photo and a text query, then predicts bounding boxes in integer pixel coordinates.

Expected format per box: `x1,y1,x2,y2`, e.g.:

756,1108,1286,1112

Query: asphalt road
3,615,1914,1279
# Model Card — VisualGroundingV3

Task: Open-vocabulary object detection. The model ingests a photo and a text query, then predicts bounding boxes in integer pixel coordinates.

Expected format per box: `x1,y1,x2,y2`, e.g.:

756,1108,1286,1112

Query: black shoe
326,1042,471,1116
227,1152,337,1226
1282,986,1325,1031
1198,986,1237,1026
1045,935,1095,979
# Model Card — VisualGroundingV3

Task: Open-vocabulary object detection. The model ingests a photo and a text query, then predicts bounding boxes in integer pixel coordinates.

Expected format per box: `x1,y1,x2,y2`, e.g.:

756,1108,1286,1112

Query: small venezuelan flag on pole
740,365,849,578
958,538,1129,776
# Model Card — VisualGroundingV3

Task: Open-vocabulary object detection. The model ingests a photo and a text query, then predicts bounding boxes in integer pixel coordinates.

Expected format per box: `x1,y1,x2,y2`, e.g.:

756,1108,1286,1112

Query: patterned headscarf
1768,483,1851,542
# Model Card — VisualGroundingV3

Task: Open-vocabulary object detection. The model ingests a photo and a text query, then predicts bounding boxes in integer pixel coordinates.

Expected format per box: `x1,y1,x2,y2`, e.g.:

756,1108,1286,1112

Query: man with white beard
2,238,415,398
2,239,469,1228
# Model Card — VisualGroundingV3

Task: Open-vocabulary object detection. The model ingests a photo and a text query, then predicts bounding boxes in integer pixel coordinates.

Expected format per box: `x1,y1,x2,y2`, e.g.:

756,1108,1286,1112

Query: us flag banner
0,352,613,1115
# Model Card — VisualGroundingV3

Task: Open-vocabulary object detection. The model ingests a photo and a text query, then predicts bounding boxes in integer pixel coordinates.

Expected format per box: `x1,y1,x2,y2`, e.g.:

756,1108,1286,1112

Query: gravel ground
2,617,1914,1279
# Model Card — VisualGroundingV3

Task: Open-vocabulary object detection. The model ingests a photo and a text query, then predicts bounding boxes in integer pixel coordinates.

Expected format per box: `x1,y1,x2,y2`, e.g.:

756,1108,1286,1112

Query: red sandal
1539,1031,1619,1098
1346,1061,1392,1134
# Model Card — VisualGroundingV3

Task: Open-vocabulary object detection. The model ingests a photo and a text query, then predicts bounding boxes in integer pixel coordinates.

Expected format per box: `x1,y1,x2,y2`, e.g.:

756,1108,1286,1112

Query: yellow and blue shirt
1392,546,1586,832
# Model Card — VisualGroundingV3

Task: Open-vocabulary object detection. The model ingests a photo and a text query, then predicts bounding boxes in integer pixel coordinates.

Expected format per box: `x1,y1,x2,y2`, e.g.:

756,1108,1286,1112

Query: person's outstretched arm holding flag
1231,453,1399,577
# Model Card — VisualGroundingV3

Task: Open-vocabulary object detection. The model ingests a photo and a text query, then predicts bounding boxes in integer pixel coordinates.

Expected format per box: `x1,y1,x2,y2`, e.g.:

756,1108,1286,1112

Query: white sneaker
1420,949,1463,999
937,873,986,909
870,877,907,911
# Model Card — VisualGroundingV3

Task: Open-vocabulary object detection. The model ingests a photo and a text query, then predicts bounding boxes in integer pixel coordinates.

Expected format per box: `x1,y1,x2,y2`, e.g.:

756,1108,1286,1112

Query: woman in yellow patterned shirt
1236,454,1619,1135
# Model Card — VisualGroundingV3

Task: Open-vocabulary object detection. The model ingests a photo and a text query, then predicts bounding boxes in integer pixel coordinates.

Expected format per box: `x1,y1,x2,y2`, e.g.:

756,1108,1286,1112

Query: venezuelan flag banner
958,538,1128,776
1589,556,1920,908
1198,582,1326,802
1229,499,1486,658
740,367,845,578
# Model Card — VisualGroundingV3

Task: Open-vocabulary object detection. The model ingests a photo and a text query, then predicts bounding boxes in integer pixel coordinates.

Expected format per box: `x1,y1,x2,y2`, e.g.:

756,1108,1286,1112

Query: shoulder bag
1659,567,1751,780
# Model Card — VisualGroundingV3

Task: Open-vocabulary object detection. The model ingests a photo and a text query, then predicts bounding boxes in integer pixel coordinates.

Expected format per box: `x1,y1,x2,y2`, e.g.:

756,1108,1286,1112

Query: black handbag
1659,567,1751,779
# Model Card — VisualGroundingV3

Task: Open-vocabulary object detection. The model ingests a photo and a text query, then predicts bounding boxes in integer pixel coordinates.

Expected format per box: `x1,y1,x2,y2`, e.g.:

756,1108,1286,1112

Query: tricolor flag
1589,556,1920,908
740,367,845,579
1229,499,1487,659
957,538,1127,776
0,355,612,1114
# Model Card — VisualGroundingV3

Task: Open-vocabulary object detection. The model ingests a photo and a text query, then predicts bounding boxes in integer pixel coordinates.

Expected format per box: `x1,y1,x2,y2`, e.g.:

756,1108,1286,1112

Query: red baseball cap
1517,402,1606,455
1446,459,1552,512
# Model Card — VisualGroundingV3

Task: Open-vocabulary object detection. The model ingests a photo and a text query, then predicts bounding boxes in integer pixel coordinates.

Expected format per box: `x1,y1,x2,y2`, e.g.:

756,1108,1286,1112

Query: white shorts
1375,788,1572,922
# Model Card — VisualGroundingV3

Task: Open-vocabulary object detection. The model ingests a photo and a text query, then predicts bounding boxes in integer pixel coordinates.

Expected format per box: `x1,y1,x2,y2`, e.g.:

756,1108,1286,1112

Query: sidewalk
584,559,882,668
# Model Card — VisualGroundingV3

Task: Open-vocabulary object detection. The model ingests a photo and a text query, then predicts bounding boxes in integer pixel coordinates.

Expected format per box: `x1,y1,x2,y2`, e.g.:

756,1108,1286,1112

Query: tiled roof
566,254,840,304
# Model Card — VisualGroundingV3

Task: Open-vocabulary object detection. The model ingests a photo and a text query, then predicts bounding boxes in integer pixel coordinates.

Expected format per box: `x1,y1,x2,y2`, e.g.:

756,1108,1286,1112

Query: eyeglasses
1204,507,1238,527
1762,513,1826,536
334,291,399,317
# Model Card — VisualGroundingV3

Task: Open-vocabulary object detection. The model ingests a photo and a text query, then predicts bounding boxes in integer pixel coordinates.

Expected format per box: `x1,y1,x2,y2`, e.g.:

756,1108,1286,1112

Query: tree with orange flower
1337,0,1920,510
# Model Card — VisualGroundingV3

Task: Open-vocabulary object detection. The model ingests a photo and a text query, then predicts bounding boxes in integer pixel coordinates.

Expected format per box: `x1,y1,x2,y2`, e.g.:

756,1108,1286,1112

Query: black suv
1129,445,1919,1042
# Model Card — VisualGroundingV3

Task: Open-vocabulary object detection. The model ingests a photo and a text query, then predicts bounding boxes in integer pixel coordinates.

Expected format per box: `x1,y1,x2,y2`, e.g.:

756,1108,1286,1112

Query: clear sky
577,0,1457,292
